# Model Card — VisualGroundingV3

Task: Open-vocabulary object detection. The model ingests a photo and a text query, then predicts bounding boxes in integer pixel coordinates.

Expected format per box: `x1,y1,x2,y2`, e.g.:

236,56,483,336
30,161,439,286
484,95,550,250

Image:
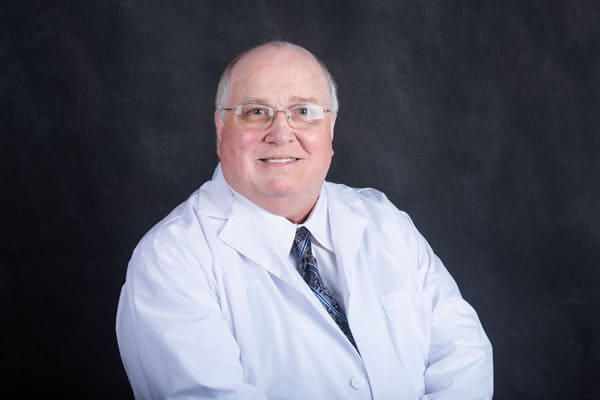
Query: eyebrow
289,96,318,104
240,96,319,105
241,97,269,104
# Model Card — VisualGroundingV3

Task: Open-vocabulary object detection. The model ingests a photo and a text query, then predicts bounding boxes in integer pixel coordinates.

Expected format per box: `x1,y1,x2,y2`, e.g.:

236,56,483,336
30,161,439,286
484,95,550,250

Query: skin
215,44,337,223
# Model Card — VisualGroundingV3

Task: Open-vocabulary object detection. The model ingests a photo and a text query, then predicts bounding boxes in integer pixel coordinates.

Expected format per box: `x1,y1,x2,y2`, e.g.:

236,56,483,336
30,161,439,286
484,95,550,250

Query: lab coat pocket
380,290,429,389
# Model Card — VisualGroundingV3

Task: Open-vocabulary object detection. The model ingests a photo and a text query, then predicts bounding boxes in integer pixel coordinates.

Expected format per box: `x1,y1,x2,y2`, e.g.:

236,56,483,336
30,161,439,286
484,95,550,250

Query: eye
291,104,323,120
240,104,271,119
295,107,309,116
249,107,266,115
247,107,267,116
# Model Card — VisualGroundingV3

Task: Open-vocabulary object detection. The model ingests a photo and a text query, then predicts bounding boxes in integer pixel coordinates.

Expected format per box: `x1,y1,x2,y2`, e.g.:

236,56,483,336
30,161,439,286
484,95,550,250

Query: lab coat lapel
217,196,301,288
327,188,367,292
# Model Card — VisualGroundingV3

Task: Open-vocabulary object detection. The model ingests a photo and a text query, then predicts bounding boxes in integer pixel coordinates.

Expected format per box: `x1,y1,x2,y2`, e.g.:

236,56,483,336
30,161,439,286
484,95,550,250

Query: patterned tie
292,227,356,347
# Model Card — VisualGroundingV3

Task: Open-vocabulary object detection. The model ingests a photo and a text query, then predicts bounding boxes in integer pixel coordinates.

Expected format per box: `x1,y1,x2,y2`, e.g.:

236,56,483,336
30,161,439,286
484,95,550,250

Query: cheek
238,129,266,150
221,130,262,156
307,133,334,159
238,131,262,148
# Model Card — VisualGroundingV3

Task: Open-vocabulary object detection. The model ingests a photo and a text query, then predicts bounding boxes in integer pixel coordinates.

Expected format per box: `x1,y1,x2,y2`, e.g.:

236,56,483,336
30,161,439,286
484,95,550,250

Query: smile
260,157,299,164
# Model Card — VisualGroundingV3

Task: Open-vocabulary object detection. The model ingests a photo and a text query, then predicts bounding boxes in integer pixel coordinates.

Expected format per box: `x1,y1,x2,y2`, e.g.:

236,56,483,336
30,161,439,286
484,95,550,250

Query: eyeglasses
219,103,335,130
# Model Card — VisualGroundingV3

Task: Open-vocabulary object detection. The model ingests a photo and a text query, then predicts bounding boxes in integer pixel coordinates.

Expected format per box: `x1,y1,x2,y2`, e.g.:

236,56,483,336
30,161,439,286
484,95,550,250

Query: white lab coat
116,165,493,399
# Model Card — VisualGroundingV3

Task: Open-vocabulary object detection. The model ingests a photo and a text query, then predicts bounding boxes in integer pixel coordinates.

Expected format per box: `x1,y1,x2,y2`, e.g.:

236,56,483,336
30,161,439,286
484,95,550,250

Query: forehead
228,46,329,104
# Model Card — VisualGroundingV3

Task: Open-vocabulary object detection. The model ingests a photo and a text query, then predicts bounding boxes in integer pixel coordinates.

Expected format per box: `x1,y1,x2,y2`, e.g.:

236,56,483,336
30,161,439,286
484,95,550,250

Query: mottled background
3,1,599,398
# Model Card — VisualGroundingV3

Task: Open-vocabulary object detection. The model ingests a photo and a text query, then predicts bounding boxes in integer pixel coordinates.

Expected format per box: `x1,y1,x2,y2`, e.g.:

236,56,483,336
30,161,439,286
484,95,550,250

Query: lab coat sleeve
402,214,494,400
116,226,268,400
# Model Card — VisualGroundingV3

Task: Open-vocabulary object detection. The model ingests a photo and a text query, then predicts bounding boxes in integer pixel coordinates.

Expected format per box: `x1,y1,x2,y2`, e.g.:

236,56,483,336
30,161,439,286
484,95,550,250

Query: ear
329,113,337,140
215,111,224,151
215,111,224,139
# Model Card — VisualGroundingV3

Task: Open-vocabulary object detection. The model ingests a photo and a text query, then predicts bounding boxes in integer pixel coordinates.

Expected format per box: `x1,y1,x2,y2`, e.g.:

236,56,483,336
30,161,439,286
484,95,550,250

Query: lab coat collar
324,182,368,284
208,165,301,285
193,163,233,219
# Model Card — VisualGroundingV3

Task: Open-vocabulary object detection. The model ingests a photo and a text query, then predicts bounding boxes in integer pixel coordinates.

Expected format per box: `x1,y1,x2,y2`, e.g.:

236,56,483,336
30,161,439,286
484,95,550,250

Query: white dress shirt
116,164,493,399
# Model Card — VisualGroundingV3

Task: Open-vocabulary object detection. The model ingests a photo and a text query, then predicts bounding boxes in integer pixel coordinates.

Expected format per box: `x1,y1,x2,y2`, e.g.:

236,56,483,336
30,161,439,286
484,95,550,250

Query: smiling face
215,44,336,222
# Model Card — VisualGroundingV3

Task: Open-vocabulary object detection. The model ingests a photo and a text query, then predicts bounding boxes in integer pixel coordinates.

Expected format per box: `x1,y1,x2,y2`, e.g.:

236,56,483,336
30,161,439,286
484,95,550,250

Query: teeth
262,158,297,163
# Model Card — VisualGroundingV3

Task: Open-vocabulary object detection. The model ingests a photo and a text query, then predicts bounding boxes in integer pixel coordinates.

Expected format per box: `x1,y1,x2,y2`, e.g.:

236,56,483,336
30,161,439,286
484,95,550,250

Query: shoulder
325,181,412,224
324,181,426,251
134,175,232,263
134,190,204,263
138,168,233,248
124,182,229,292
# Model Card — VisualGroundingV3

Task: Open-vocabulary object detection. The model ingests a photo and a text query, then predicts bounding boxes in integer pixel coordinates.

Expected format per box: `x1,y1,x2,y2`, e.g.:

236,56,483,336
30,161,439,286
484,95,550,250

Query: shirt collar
298,187,333,252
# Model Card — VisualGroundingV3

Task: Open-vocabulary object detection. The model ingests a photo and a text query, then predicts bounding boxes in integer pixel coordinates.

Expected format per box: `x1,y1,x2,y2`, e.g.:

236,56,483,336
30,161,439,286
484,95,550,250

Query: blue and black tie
292,227,356,347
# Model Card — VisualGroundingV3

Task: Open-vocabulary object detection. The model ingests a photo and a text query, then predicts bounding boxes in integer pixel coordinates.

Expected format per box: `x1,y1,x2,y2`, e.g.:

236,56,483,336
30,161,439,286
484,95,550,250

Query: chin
260,179,296,196
263,188,297,199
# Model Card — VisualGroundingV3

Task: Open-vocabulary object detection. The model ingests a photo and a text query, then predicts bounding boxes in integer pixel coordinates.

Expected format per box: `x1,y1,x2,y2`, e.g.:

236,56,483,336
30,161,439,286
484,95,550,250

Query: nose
264,111,294,144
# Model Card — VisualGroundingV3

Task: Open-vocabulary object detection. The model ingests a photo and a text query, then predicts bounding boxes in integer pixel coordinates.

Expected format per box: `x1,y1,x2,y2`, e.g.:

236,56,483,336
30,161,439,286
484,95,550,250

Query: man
116,41,493,399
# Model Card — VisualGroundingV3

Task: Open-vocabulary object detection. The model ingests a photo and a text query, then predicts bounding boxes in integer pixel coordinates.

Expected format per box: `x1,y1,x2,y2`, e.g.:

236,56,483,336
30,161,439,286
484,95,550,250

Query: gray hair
215,41,339,113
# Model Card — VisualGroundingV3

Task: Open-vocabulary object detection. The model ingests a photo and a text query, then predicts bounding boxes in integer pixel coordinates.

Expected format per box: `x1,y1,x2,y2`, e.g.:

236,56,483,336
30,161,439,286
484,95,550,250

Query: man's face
215,46,336,218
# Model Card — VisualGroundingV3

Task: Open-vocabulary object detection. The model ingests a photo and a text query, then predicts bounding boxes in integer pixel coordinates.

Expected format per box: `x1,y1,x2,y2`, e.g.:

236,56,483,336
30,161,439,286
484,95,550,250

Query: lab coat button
350,375,365,389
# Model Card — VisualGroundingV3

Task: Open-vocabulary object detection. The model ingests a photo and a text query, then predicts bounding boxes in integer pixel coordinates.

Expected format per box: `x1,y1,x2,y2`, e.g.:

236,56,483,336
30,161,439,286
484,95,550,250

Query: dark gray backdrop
3,1,599,399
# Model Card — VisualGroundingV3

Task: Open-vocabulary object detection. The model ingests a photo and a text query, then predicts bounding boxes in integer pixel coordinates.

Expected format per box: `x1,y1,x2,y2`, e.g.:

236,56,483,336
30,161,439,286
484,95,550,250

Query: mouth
259,157,299,164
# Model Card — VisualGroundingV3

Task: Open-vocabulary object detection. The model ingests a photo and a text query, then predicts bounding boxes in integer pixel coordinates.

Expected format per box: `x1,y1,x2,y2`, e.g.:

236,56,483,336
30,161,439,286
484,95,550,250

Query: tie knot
292,227,312,261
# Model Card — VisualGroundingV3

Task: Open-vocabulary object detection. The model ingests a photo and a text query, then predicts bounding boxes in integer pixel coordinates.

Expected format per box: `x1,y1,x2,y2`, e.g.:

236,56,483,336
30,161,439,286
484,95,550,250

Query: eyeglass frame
218,102,337,130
